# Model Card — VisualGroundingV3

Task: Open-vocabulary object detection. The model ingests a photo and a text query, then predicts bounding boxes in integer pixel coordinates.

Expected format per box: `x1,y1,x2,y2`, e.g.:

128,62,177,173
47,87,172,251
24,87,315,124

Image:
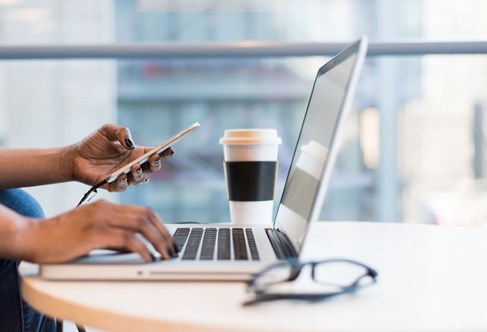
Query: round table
21,222,487,331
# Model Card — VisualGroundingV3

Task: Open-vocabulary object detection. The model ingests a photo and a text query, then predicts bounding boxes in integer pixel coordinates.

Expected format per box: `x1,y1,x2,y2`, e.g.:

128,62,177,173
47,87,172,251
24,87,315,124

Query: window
1,0,487,226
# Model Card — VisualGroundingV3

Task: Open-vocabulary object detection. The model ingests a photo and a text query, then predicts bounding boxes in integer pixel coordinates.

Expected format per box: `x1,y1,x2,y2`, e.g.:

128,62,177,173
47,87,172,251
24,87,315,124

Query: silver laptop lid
274,37,368,253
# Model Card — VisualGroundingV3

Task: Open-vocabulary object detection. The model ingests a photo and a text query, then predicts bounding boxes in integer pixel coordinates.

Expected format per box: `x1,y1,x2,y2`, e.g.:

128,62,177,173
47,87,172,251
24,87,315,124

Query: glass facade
0,0,487,226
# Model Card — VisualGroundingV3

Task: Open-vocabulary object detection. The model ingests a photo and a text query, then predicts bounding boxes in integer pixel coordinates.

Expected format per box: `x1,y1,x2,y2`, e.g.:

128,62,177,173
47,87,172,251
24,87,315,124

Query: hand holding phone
77,122,200,207
105,122,200,183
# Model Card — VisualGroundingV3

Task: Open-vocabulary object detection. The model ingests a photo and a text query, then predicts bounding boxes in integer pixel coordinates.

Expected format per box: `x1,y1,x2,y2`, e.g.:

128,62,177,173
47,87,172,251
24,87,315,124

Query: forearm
0,146,74,189
0,205,32,261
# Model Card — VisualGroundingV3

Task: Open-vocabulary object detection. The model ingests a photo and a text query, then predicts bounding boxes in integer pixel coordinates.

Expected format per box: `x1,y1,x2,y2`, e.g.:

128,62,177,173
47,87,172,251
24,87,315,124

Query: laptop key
173,228,190,252
245,228,260,260
174,228,190,236
217,228,231,260
182,228,203,260
200,228,217,260
232,228,248,260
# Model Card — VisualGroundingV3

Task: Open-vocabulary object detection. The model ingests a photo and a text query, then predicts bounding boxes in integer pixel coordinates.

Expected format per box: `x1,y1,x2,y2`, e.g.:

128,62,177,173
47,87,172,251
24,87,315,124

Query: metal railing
0,41,486,59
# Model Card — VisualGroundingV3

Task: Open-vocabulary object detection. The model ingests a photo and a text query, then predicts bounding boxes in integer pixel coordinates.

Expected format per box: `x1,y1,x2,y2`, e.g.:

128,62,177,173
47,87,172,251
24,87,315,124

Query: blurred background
1,0,487,226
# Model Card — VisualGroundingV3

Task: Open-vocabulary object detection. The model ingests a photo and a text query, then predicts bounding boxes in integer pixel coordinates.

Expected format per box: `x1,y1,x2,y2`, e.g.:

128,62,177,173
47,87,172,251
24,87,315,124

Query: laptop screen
274,39,366,253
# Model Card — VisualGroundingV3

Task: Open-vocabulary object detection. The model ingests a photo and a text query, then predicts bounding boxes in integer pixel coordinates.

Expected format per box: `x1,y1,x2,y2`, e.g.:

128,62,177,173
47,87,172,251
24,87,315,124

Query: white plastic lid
219,129,282,145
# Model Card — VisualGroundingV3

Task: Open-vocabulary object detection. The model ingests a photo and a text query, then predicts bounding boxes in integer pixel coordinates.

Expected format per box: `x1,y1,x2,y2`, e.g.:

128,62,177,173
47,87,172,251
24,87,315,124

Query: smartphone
105,122,200,184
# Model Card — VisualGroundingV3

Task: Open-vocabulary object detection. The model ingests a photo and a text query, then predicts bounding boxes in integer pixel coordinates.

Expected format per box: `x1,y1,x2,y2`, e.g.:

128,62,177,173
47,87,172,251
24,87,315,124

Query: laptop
40,37,368,281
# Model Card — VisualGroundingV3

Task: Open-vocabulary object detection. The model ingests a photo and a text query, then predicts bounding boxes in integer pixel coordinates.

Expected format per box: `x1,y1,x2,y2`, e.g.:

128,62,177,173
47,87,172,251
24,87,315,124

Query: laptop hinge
265,228,298,259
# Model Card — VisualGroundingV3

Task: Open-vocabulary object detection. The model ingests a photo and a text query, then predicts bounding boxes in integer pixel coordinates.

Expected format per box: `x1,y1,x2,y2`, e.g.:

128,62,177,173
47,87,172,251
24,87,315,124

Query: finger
102,124,135,150
148,154,161,173
119,127,135,150
107,175,129,192
108,205,175,258
149,211,180,254
136,214,174,259
140,208,177,256
99,229,153,262
101,124,135,150
129,164,147,185
105,202,174,246
142,148,174,173
108,212,174,259
160,147,175,158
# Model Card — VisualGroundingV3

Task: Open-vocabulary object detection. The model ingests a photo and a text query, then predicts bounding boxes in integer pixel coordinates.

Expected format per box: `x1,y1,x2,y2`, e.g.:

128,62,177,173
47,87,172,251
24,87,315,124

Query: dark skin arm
0,124,172,190
0,124,177,263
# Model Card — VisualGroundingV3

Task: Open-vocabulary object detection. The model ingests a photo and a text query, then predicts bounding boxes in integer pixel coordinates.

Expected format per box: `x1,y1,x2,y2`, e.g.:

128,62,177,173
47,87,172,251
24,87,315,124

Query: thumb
101,124,136,150
116,126,136,150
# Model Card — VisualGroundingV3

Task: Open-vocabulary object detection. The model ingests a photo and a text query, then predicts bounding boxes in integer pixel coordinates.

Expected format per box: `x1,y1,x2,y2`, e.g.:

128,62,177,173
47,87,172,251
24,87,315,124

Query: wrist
60,143,78,182
0,207,36,262
14,217,37,262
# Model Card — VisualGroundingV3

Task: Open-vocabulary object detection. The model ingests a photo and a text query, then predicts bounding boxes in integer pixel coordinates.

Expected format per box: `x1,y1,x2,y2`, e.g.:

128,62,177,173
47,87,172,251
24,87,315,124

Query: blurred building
115,0,421,223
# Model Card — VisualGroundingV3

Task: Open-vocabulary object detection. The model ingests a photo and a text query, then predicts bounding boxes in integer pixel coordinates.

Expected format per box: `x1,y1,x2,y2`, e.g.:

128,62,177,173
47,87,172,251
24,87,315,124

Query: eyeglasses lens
313,261,372,287
254,263,296,289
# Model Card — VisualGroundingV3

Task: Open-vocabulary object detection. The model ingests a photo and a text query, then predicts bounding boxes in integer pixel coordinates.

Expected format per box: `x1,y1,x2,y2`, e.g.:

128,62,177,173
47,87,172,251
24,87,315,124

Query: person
0,123,178,332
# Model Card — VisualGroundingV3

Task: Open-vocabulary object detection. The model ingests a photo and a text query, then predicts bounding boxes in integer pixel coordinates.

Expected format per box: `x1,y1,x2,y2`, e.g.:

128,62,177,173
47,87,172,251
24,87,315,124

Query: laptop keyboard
173,227,260,261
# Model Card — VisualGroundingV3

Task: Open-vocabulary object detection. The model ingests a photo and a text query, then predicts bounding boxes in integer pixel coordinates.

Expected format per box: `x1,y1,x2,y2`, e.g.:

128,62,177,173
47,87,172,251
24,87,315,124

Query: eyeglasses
243,258,378,306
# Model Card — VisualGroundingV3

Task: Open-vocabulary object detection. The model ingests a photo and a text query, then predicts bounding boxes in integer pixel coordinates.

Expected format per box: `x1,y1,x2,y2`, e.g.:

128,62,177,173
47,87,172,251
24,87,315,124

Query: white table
20,222,487,332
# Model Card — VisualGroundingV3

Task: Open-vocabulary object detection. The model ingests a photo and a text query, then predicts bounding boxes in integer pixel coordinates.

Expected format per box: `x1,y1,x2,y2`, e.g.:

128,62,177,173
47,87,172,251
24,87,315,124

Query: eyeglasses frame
244,258,378,306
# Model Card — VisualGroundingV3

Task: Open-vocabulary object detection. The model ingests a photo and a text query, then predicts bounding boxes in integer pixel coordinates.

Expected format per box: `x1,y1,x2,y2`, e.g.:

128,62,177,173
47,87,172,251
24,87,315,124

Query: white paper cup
220,129,282,225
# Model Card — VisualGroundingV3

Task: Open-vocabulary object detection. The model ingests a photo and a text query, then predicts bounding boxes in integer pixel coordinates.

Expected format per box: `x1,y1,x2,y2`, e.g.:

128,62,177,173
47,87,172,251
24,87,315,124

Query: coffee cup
220,129,282,225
